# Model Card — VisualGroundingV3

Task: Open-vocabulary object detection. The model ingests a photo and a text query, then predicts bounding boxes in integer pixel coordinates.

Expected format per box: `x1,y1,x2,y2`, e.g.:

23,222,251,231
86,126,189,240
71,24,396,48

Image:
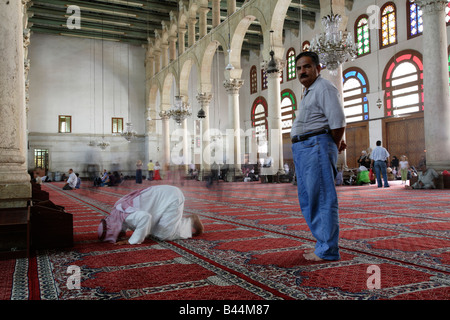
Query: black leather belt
291,129,329,144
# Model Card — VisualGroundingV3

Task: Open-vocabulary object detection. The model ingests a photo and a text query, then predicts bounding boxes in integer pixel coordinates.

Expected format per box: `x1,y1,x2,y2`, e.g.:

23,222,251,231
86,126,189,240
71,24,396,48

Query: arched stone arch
161,72,175,109
179,57,197,98
259,0,291,61
187,0,198,18
147,83,160,133
199,40,220,94
228,15,258,78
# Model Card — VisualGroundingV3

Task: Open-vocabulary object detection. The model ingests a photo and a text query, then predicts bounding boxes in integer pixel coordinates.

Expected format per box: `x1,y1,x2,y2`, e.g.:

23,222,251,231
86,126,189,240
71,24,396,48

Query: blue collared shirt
290,75,346,138
370,146,390,161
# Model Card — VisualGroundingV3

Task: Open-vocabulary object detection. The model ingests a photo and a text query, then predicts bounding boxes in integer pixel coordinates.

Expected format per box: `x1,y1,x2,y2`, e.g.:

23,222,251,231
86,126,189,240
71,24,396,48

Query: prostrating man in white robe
98,185,204,245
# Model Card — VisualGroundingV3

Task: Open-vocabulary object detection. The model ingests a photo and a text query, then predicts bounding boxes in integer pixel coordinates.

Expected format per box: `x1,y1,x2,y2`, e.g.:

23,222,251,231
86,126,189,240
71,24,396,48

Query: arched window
380,2,397,48
250,65,257,95
447,46,450,91
261,68,268,90
342,68,370,123
382,50,424,117
280,89,297,137
251,97,268,153
446,2,450,25
286,48,296,81
302,41,310,52
407,0,423,39
355,15,370,56
251,96,268,139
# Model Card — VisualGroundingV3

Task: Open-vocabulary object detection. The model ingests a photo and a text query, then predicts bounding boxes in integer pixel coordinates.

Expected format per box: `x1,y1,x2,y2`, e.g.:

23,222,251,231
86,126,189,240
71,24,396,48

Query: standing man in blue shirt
291,52,347,262
370,141,390,188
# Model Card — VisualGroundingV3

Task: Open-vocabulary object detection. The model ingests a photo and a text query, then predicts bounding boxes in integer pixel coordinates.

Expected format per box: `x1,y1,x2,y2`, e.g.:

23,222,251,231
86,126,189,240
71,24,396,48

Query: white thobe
67,172,78,189
117,185,192,244
414,169,439,189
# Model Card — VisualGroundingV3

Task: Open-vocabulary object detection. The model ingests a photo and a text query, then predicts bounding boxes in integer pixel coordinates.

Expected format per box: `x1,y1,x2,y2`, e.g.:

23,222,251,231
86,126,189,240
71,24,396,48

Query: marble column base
0,181,31,209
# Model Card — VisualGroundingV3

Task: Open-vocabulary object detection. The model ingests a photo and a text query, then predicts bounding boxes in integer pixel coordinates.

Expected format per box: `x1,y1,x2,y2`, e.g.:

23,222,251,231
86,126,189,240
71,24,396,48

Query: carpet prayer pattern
2,180,450,300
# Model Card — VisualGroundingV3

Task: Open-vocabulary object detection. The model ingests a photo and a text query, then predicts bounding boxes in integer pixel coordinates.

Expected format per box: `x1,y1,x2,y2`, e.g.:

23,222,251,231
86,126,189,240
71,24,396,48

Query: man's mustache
300,74,308,78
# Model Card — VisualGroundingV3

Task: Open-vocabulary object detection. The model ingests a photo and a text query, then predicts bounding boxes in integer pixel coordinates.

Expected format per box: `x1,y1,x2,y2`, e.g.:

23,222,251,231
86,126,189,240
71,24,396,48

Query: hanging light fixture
197,107,206,119
97,17,110,150
376,98,383,109
266,30,278,74
225,11,234,71
310,0,357,75
120,2,137,141
167,2,192,125
121,121,137,141
167,95,192,125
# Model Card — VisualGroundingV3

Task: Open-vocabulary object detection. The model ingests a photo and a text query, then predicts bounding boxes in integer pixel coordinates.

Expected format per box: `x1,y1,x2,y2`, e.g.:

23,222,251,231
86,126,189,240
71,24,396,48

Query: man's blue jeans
374,160,389,187
292,133,340,260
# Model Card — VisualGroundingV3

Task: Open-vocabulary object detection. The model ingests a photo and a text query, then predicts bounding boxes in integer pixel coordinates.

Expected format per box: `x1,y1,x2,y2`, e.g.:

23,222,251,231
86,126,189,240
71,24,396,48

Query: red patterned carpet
1,178,449,302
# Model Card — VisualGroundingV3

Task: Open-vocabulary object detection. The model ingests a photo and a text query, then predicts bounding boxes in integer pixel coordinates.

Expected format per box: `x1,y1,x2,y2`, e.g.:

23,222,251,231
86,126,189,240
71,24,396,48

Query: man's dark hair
295,51,320,66
376,140,381,146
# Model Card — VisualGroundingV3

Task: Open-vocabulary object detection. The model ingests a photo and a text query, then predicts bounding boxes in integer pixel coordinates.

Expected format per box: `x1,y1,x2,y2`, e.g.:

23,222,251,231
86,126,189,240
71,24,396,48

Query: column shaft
224,79,244,181
267,71,284,174
0,0,31,208
417,0,450,170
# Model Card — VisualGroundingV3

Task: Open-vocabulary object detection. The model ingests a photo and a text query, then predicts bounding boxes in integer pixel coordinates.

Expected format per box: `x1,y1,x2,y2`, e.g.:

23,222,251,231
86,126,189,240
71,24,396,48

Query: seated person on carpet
98,185,204,245
356,166,370,185
75,173,81,189
405,163,439,190
63,169,78,190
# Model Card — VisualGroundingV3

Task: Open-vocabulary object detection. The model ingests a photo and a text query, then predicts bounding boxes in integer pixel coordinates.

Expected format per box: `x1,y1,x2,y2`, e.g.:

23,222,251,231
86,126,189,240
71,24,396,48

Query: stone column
168,36,177,62
178,27,187,54
212,0,221,28
198,6,210,38
159,110,171,169
223,79,244,181
188,18,197,47
266,58,285,175
227,0,236,15
145,54,155,79
0,0,31,208
161,43,169,68
153,49,161,74
322,65,347,167
197,92,213,178
416,0,450,170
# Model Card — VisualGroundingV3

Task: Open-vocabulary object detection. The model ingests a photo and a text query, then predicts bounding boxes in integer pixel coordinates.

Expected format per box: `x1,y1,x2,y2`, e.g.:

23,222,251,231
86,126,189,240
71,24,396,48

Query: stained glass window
380,3,397,48
261,68,268,90
355,15,370,56
383,51,424,117
446,2,450,25
302,41,310,52
250,65,257,94
447,47,450,93
251,97,268,153
408,0,423,38
342,68,370,123
280,89,297,136
286,48,297,81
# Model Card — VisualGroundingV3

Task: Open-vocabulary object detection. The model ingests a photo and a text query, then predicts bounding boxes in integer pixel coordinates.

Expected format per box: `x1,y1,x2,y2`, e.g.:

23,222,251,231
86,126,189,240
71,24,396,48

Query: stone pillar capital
223,79,244,94
263,57,286,77
159,110,171,120
196,92,213,105
416,0,448,13
188,17,197,26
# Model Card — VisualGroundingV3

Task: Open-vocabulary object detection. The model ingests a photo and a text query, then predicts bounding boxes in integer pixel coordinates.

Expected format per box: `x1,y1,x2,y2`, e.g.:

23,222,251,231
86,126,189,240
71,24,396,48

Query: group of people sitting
94,169,123,187
338,151,441,190
29,167,52,185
